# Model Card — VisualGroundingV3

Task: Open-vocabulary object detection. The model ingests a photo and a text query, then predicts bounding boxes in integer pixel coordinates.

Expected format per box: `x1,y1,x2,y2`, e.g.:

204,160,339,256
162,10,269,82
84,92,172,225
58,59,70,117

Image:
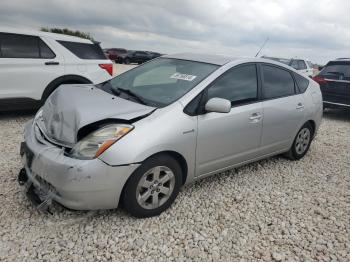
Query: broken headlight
70,124,133,159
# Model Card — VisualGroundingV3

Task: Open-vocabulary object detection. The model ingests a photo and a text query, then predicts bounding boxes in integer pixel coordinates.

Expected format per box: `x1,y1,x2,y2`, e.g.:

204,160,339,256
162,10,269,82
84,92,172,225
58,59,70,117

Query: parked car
0,28,113,111
289,59,314,77
147,51,162,60
103,48,128,63
19,53,322,217
263,56,314,77
124,50,152,64
313,59,350,109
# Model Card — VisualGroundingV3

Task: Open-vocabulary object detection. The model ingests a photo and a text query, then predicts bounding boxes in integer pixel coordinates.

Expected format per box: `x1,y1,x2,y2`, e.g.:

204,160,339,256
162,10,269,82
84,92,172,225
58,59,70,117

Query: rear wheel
124,58,130,64
285,123,313,160
122,154,182,218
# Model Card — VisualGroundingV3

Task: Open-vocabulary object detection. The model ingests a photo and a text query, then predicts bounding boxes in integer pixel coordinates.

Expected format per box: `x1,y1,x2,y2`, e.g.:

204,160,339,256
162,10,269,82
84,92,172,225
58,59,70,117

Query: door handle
45,61,59,65
296,103,304,109
249,112,262,122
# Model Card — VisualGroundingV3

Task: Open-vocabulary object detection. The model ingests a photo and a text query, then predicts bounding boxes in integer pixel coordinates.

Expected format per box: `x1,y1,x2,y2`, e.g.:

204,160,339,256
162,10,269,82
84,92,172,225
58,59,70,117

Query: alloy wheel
295,127,311,155
136,166,175,209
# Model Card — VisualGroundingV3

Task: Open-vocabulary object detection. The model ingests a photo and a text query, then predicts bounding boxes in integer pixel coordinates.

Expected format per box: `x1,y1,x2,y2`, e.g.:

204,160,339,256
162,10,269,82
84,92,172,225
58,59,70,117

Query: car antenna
255,37,269,57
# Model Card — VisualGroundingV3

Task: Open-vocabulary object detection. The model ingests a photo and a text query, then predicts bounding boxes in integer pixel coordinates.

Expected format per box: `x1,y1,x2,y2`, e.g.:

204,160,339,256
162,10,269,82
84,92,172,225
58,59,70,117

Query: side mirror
205,98,231,113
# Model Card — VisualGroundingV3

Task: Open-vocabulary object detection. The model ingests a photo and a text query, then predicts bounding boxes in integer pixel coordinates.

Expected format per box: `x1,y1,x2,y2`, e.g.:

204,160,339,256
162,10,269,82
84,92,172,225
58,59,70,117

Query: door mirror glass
205,98,231,113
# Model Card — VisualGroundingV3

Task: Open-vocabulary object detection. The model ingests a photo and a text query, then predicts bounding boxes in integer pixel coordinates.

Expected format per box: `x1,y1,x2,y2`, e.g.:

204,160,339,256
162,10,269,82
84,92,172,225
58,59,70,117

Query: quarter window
262,65,295,99
207,64,258,106
294,73,309,93
58,41,106,59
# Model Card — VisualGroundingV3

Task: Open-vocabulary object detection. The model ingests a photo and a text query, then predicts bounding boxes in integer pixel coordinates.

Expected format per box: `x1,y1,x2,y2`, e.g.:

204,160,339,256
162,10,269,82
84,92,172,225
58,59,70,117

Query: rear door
318,61,350,106
260,64,305,154
0,32,64,100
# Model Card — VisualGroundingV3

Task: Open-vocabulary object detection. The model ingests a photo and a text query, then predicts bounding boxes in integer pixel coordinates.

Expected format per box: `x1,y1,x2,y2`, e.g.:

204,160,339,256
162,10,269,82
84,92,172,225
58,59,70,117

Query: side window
207,64,258,106
290,60,299,70
294,73,310,93
262,65,295,99
39,38,55,59
58,41,106,59
0,33,40,58
298,60,307,70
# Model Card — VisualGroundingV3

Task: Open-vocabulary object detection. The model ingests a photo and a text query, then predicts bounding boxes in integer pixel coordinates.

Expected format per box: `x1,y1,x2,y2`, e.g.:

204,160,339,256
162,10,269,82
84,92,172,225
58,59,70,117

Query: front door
196,64,263,176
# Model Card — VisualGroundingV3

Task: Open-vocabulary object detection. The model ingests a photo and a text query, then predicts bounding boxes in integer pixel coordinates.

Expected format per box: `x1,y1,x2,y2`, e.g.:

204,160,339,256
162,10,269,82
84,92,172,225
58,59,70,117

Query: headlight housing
70,124,133,159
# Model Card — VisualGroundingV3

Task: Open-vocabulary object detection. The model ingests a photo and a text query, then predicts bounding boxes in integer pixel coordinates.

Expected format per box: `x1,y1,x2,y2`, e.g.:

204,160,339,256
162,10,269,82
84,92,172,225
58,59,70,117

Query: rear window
58,41,106,59
0,32,55,59
320,62,350,80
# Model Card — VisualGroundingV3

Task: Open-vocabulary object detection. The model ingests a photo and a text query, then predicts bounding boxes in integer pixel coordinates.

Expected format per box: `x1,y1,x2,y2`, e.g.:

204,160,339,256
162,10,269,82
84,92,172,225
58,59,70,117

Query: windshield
106,58,219,107
320,62,350,80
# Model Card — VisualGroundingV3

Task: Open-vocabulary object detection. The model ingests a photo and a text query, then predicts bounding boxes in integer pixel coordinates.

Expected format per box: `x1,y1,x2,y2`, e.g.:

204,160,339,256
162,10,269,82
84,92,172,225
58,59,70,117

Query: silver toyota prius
19,53,323,217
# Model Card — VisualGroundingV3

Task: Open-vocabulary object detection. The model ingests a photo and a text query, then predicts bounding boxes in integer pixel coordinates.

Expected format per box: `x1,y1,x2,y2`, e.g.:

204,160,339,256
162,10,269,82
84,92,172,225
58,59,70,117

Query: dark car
313,59,350,109
147,51,162,60
103,48,128,63
124,51,152,64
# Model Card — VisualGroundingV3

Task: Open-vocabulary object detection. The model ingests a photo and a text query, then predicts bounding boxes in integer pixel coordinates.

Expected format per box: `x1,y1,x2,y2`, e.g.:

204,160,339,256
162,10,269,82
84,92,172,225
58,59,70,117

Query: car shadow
323,108,350,122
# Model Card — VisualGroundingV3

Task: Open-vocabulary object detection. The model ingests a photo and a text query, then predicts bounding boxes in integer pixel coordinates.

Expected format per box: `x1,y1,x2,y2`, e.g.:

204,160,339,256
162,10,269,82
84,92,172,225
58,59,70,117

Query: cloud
0,0,349,64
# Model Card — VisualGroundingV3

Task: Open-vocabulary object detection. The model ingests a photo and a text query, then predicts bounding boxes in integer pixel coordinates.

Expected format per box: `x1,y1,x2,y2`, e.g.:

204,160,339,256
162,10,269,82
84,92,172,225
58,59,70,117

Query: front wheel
122,155,182,218
285,123,313,160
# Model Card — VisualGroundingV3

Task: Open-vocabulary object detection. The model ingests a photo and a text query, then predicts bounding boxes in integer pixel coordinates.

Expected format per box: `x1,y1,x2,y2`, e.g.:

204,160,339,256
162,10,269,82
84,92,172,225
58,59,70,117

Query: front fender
98,103,198,184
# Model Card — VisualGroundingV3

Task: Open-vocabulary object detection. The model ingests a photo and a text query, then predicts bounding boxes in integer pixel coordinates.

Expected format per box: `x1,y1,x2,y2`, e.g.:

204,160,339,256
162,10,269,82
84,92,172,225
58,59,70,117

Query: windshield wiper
113,87,148,105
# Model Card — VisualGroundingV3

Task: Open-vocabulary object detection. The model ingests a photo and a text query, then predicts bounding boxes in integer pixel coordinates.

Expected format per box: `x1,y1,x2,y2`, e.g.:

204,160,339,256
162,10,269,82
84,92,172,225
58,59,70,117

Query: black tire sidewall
122,155,182,218
290,123,313,160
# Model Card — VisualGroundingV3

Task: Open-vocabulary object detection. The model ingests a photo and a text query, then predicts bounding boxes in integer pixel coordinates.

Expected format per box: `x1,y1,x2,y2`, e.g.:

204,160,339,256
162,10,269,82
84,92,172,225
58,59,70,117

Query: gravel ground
0,109,349,261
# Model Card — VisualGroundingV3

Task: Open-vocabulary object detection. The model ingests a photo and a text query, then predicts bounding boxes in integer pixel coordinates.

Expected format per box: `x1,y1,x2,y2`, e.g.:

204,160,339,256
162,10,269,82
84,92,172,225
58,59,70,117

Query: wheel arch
143,151,188,185
307,119,316,136
41,75,92,102
118,150,189,208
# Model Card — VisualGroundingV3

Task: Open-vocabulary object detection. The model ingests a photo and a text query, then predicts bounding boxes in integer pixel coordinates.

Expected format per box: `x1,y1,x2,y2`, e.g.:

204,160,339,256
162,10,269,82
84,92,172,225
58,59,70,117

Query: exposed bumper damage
19,120,140,212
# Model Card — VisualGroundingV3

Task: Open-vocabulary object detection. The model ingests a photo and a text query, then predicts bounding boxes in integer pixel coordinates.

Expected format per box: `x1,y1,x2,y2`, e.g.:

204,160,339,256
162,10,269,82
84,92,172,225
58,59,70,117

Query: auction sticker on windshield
170,73,197,81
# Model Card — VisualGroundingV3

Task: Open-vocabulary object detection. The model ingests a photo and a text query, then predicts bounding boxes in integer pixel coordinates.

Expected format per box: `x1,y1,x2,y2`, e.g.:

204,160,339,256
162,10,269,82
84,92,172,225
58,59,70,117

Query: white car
289,59,314,77
263,56,314,77
0,28,113,110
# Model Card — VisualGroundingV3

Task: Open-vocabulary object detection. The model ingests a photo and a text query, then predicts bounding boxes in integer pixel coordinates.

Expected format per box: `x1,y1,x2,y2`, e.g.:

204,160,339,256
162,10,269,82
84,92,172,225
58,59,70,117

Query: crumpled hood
39,84,155,146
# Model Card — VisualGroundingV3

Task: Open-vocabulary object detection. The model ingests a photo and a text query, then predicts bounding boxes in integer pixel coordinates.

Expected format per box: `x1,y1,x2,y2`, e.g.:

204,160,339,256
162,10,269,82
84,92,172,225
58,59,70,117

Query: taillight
312,75,327,84
99,63,113,76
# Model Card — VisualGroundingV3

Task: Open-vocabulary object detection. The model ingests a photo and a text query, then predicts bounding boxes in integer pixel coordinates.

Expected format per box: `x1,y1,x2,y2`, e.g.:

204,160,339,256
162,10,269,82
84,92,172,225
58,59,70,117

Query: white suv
0,28,113,110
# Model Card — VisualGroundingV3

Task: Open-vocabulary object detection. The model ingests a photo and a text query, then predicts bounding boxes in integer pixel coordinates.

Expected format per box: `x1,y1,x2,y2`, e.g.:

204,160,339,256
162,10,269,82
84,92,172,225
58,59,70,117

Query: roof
0,27,92,43
163,53,304,74
163,53,240,65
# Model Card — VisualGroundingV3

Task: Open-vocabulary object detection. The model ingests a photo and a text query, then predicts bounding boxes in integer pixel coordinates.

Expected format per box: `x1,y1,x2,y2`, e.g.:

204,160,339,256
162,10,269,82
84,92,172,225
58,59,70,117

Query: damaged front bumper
19,120,140,211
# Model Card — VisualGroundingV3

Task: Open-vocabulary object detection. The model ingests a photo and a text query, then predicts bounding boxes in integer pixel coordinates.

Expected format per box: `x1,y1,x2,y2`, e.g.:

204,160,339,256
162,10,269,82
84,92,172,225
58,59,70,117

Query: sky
0,0,349,64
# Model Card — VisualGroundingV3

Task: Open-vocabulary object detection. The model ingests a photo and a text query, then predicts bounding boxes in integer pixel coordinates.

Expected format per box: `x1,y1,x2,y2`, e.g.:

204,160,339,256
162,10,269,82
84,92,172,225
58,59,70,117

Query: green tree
40,27,94,41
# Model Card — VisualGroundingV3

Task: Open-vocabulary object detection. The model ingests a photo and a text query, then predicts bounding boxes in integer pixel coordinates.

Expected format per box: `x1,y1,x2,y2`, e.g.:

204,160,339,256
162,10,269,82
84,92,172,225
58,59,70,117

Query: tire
285,122,313,160
124,58,130,64
122,154,182,218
